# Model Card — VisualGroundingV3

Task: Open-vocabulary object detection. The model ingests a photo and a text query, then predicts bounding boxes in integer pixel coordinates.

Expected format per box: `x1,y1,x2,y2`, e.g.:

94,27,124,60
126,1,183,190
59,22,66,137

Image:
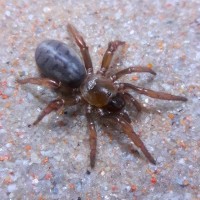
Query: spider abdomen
35,39,86,88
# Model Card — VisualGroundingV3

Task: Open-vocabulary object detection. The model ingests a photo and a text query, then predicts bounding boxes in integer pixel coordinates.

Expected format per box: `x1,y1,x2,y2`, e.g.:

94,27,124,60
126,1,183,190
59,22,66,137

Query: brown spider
17,24,187,168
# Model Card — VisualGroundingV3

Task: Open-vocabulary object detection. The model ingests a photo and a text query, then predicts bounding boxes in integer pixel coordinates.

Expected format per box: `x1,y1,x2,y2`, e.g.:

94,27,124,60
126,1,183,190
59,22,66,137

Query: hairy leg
119,111,131,124
33,98,65,125
17,77,61,89
67,24,93,74
86,105,97,168
111,66,156,81
123,92,142,112
99,41,125,75
102,114,156,164
32,96,81,125
117,83,187,101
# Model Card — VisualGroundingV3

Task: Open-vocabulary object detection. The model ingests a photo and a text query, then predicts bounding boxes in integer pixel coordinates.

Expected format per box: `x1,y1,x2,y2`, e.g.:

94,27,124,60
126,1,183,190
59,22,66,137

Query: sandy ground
0,0,199,199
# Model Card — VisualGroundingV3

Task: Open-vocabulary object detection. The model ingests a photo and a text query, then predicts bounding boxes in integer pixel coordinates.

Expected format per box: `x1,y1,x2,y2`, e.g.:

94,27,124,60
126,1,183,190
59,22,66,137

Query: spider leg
99,41,125,75
119,111,131,124
86,105,97,168
111,66,156,81
123,92,142,112
32,95,82,126
67,24,93,74
117,83,188,101
32,98,65,125
17,77,61,89
102,114,156,164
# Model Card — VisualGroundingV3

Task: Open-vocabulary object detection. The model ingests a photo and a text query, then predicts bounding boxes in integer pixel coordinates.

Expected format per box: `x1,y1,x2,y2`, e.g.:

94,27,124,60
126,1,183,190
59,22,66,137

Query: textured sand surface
0,1,199,199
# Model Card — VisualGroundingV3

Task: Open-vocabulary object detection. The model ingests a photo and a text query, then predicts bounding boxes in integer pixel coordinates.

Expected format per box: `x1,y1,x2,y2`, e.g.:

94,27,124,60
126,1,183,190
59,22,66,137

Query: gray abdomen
35,40,86,88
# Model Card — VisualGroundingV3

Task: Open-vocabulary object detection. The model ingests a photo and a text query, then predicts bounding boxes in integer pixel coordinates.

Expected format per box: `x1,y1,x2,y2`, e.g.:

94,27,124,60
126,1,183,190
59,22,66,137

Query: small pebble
32,178,39,185
31,152,41,164
178,158,185,165
0,129,7,134
52,187,59,194
43,7,51,13
85,170,90,175
5,11,11,17
101,171,105,176
4,87,14,97
7,184,17,193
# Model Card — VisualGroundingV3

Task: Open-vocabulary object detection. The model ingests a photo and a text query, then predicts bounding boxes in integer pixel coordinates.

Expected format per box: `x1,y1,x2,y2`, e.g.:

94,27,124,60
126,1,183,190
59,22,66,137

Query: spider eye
106,91,112,97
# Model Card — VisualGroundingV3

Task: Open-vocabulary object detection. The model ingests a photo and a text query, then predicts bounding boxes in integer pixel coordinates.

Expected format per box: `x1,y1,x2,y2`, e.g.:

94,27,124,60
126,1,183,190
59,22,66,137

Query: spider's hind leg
110,66,156,81
102,114,156,164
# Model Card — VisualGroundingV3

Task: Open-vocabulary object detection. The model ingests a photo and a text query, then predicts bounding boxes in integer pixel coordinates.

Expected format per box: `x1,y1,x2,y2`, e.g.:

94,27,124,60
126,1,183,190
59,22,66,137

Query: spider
17,24,187,168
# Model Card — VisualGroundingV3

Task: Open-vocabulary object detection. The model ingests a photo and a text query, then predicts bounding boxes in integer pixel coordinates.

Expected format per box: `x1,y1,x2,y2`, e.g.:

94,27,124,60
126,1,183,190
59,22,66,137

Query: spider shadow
19,84,55,105
141,101,185,115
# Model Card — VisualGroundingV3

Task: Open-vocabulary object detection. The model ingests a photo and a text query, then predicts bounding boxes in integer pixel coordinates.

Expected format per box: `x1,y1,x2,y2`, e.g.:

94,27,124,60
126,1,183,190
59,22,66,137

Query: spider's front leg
86,105,97,168
100,40,125,75
67,24,93,74
110,66,156,81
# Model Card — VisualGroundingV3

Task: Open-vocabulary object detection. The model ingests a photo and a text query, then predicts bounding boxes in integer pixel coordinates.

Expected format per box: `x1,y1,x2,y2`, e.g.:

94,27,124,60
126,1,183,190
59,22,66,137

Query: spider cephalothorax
17,24,187,168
